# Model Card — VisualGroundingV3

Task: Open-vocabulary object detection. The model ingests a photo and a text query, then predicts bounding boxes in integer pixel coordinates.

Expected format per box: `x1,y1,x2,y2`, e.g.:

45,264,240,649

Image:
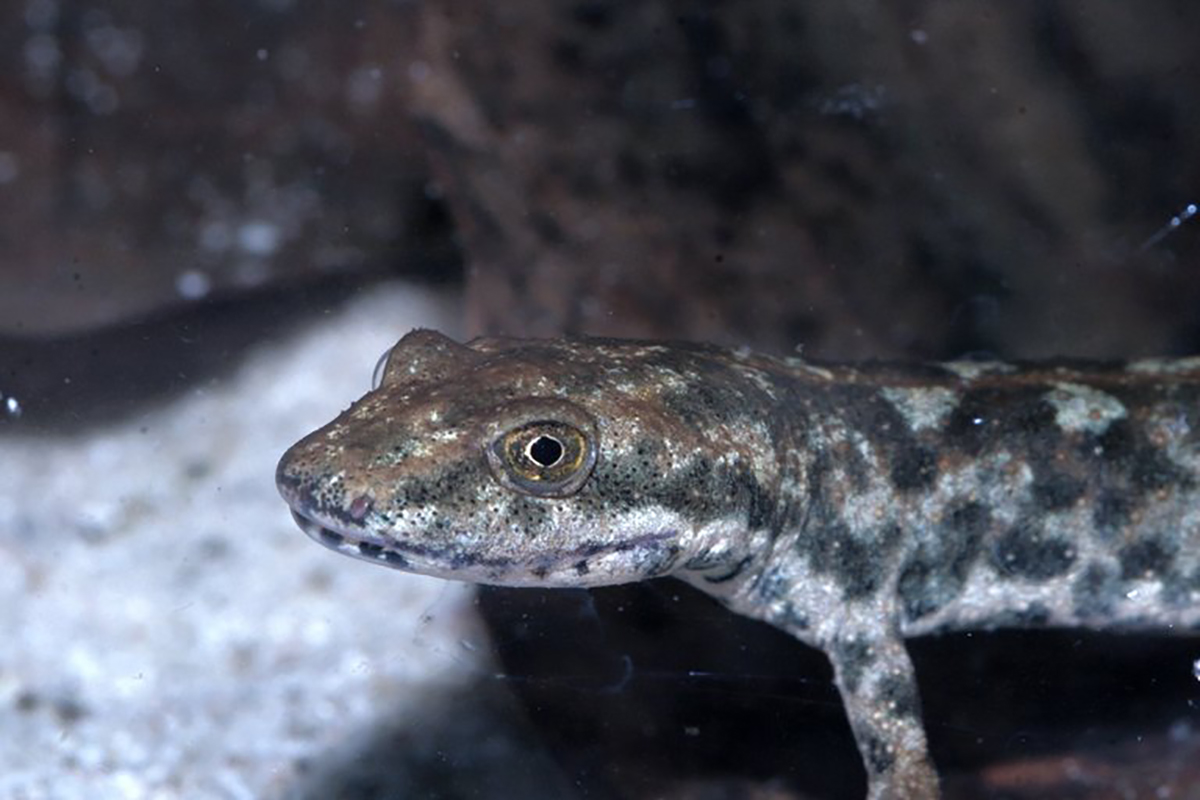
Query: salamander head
276,329,780,587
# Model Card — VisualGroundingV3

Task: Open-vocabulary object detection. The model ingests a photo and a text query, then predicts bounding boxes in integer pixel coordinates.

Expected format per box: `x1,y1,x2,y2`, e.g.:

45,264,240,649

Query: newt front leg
829,626,938,798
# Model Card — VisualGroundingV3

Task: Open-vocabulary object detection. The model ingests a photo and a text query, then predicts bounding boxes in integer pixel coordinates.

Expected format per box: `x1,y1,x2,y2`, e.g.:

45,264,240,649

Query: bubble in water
237,221,280,255
1140,202,1198,252
176,270,212,300
0,152,18,184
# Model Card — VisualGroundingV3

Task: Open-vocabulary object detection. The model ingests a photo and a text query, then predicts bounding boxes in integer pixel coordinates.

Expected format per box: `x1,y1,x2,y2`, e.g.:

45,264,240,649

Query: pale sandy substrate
0,282,545,799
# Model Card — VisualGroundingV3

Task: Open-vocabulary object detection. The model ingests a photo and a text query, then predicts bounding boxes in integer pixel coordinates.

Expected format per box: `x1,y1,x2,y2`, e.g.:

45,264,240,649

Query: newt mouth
283,504,682,587
285,506,524,577
289,509,415,569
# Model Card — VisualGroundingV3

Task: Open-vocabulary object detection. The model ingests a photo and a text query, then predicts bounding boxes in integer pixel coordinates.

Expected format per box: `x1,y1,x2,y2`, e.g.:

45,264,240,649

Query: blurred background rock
0,0,459,337
3,1,1196,357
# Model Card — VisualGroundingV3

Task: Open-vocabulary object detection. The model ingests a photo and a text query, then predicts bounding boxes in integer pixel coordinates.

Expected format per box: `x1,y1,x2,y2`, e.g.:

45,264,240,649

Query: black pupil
529,435,564,467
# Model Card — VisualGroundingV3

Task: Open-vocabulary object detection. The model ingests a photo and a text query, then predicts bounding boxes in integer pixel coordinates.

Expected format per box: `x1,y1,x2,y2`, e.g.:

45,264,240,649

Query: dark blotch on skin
577,541,608,559
1135,448,1190,491
1092,419,1192,492
636,543,683,577
833,387,907,440
738,469,778,532
877,674,920,719
755,572,811,632
898,500,990,621
358,542,384,558
383,551,410,568
754,567,791,603
991,521,1075,581
702,555,754,584
988,602,1053,628
682,547,722,571
1093,489,1133,535
890,445,939,492
833,636,874,694
802,520,901,600
830,389,939,494
946,389,1058,459
1073,561,1119,620
1032,471,1086,511
316,527,344,547
662,381,737,424
1118,536,1176,581
657,356,767,427
797,452,902,600
779,603,810,632
863,732,895,775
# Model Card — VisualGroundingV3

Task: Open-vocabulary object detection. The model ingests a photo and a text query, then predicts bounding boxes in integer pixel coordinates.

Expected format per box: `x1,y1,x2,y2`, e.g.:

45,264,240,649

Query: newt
276,329,1200,799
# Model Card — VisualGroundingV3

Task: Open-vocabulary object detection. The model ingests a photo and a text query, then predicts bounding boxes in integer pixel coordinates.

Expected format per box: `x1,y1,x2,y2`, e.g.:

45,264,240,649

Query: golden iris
491,420,594,497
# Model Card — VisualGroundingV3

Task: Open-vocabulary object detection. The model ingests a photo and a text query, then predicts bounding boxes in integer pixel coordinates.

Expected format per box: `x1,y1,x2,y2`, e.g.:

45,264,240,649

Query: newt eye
488,420,596,497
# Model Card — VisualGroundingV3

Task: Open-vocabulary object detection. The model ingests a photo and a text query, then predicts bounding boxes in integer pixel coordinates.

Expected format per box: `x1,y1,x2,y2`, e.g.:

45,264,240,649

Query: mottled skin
277,329,1200,800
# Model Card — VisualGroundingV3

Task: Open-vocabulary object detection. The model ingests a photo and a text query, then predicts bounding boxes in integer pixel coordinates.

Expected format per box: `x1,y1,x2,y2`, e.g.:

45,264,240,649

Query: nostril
348,494,374,521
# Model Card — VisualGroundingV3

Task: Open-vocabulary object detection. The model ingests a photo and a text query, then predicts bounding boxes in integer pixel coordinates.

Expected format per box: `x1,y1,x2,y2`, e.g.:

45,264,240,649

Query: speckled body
277,330,1200,799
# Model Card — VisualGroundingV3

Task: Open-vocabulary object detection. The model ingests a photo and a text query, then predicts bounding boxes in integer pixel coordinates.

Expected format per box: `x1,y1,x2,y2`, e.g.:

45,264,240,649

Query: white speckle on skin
1044,382,1127,434
880,386,959,432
